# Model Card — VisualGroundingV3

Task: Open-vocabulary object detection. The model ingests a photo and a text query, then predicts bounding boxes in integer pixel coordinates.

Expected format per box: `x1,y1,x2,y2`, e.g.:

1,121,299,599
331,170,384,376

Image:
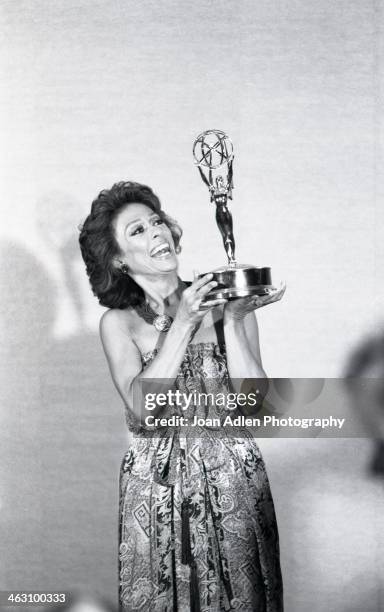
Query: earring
120,263,130,275
175,244,181,254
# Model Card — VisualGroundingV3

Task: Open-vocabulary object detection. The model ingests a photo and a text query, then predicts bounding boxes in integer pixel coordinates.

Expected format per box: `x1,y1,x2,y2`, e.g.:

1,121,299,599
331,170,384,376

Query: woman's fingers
267,285,285,304
251,283,286,308
251,296,265,308
198,280,218,297
199,298,227,310
192,296,226,313
278,283,287,299
274,282,286,299
191,273,215,292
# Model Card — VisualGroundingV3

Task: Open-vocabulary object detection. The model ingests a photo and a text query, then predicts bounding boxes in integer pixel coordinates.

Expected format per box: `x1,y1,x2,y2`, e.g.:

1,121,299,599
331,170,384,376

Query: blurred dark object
344,331,384,477
370,441,384,476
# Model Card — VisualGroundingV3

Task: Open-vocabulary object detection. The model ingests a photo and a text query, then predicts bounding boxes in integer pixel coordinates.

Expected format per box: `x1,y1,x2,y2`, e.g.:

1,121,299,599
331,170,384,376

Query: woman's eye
131,226,144,236
153,218,163,226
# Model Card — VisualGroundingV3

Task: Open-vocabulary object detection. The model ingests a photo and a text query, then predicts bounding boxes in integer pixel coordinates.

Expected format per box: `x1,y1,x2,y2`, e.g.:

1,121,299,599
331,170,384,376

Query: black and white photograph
0,1,383,611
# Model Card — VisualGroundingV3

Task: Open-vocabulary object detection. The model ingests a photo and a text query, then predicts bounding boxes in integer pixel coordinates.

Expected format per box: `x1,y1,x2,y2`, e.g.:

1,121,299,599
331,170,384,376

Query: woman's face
113,203,178,277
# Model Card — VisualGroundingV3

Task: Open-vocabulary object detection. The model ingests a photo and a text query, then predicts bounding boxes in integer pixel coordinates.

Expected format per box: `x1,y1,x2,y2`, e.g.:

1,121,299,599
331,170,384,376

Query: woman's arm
223,309,266,383
100,274,225,425
223,286,285,398
100,310,194,423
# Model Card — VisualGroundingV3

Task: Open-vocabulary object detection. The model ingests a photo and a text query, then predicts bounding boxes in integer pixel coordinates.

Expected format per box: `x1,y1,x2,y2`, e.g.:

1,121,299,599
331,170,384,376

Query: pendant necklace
135,279,191,333
136,302,174,332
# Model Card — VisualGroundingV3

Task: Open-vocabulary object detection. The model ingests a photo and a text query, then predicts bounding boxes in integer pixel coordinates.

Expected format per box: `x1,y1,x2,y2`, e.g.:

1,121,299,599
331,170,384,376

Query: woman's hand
174,274,227,328
224,283,286,321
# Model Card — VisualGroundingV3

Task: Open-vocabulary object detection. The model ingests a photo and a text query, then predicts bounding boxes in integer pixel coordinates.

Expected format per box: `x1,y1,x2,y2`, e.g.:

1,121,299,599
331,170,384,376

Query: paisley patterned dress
119,342,283,612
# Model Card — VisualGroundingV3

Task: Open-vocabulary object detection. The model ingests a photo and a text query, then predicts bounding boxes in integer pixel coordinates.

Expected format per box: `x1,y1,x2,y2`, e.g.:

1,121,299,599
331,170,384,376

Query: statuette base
201,264,274,300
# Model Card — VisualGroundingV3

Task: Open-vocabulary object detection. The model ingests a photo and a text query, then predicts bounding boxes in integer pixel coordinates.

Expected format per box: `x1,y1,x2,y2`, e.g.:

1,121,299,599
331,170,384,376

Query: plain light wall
0,1,383,610
1,0,383,376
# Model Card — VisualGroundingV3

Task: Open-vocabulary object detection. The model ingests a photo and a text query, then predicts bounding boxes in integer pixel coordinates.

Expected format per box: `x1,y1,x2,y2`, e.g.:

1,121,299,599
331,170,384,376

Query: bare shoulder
99,308,139,358
99,307,135,338
99,308,142,392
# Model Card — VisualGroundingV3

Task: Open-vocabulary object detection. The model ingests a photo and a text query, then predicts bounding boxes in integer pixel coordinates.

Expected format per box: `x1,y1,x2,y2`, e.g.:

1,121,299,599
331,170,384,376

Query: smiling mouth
150,242,172,258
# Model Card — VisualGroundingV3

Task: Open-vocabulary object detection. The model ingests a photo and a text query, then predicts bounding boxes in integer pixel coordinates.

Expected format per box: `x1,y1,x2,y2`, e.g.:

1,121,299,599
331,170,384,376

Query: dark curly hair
79,181,182,309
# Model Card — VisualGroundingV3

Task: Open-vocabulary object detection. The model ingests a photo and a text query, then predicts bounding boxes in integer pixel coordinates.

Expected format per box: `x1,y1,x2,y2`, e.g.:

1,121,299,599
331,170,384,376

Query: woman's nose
151,226,161,239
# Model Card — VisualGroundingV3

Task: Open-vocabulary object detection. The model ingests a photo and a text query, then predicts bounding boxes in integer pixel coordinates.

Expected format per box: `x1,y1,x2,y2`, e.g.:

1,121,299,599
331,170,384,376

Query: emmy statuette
193,129,275,300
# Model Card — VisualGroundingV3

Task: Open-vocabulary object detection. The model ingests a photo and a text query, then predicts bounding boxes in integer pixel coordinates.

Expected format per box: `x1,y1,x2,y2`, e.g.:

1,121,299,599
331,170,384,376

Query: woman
79,181,284,612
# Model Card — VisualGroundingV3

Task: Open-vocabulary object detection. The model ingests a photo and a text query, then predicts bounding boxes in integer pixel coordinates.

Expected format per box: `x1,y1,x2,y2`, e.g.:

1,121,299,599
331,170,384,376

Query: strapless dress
119,342,283,612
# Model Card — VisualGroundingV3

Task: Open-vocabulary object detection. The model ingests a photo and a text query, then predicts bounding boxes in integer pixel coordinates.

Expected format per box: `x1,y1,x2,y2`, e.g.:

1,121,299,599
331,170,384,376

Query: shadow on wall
33,190,101,336
0,237,127,606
